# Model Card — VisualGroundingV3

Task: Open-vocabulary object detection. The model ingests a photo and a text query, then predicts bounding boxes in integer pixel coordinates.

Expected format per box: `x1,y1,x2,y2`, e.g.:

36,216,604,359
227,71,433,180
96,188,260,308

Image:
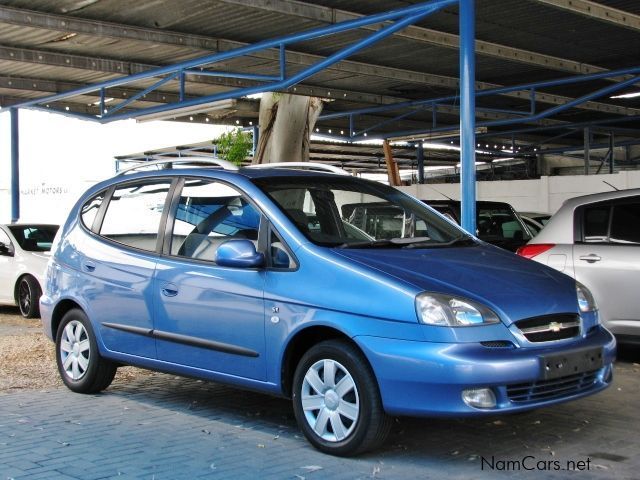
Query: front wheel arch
281,325,363,398
14,274,42,318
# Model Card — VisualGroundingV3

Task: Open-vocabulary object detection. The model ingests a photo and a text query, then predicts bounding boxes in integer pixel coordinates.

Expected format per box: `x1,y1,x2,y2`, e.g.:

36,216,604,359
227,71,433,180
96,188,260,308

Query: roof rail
116,158,239,175
245,162,350,175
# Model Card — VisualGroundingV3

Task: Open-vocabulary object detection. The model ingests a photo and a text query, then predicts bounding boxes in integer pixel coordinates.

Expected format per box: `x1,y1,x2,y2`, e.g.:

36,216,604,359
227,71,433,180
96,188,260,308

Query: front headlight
576,281,597,313
415,293,500,327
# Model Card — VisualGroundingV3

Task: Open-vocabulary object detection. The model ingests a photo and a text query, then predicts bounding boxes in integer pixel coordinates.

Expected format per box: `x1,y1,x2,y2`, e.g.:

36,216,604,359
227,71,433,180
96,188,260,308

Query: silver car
517,189,640,344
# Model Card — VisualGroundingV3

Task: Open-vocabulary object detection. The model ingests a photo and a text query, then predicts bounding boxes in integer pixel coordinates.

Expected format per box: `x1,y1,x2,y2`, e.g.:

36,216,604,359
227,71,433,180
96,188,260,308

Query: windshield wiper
403,235,476,249
336,239,402,249
337,235,475,249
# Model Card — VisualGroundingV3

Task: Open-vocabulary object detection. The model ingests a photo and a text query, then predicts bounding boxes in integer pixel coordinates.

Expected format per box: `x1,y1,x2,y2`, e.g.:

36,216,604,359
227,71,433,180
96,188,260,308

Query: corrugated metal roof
0,0,637,158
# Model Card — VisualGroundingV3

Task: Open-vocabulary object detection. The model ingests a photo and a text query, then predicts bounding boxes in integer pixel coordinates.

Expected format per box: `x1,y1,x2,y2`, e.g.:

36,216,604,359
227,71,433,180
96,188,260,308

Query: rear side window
610,203,640,244
99,180,172,252
169,179,260,262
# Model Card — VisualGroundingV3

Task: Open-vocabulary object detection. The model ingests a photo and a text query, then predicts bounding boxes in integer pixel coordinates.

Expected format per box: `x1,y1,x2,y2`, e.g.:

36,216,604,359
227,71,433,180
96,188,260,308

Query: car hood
333,243,579,325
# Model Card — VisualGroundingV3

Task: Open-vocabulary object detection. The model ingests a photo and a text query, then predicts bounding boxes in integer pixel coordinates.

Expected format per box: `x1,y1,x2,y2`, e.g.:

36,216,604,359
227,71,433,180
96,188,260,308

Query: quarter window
610,203,640,244
169,179,260,262
80,192,105,230
99,180,172,251
583,205,610,242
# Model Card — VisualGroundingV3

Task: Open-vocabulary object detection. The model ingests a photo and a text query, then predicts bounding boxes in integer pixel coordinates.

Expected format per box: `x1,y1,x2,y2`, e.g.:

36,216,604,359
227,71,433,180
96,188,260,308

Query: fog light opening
462,388,497,409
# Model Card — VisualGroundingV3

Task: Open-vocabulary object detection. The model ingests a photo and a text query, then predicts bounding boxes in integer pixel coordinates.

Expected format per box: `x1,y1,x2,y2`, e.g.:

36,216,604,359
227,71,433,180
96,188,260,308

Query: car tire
55,308,117,393
292,339,392,456
17,275,41,319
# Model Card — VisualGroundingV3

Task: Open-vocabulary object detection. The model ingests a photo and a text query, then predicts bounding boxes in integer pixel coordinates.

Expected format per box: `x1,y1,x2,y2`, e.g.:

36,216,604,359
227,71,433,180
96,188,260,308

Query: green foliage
216,128,253,166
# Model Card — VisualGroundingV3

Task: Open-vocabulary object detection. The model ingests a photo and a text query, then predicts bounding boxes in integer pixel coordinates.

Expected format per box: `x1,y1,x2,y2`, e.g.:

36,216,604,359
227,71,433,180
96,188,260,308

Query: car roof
423,200,515,209
558,188,640,209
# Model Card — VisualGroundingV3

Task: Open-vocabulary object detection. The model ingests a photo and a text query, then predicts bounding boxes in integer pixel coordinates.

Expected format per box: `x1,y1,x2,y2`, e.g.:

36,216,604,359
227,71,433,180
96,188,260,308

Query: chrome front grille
516,314,581,342
507,370,599,403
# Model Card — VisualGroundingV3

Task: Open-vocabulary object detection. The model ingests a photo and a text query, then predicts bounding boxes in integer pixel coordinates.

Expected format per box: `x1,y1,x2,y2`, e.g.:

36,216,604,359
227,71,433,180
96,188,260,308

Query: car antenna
602,180,620,191
429,186,456,201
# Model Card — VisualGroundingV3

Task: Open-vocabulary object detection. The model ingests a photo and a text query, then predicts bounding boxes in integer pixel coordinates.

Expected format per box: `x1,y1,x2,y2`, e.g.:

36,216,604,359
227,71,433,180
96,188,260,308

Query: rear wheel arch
51,299,84,339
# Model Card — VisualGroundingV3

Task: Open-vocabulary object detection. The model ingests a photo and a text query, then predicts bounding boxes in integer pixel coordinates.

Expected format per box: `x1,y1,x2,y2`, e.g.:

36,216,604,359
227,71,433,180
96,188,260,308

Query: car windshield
254,176,469,248
8,225,59,251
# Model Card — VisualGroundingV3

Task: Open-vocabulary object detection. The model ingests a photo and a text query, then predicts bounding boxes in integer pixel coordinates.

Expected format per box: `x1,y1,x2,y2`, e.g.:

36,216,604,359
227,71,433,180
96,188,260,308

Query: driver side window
0,228,13,255
169,179,260,263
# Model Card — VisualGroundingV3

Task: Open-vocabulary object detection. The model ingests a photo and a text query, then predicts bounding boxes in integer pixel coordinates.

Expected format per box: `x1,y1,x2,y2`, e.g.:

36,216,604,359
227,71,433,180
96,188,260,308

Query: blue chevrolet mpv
41,160,615,456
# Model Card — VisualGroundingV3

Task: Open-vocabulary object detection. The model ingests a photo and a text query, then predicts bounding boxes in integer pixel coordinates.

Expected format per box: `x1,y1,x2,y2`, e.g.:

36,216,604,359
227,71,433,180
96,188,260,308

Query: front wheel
18,275,40,318
292,339,391,456
55,308,117,393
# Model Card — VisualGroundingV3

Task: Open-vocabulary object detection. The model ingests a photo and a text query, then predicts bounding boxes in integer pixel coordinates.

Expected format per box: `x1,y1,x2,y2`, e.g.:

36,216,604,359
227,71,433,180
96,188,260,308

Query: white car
517,189,640,344
0,224,59,318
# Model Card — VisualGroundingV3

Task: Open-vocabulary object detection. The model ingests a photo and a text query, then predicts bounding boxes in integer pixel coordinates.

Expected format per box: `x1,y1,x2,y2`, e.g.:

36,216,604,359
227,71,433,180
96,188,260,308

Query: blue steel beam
345,75,640,143
8,0,456,120
459,0,476,234
318,65,640,122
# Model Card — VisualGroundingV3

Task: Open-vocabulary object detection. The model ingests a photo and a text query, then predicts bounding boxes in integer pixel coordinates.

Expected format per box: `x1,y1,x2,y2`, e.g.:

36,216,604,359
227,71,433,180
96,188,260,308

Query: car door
0,227,16,303
153,177,266,380
82,179,174,358
573,198,640,335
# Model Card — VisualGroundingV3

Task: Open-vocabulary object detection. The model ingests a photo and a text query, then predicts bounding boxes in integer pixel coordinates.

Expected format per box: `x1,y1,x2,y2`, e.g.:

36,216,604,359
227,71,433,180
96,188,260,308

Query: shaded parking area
1,308,639,479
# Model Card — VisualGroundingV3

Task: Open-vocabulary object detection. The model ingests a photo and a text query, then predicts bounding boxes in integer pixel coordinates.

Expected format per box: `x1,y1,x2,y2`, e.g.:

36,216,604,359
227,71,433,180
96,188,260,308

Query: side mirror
0,243,14,257
216,239,264,268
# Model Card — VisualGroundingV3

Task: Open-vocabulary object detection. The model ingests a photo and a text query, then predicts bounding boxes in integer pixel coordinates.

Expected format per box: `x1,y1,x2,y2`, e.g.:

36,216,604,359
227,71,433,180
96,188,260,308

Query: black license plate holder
540,347,604,380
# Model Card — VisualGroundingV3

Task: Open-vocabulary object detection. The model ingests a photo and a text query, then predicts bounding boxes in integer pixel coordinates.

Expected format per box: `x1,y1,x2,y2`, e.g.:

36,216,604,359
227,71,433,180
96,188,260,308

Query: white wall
0,109,227,224
398,170,640,214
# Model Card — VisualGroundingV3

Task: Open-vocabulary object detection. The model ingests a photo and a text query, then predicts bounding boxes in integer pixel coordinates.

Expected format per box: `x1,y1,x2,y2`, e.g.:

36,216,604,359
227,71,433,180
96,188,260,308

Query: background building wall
398,170,640,213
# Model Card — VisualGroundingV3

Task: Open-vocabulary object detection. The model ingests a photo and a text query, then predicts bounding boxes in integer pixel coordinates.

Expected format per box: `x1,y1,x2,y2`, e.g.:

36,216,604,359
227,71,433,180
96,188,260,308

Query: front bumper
355,326,615,417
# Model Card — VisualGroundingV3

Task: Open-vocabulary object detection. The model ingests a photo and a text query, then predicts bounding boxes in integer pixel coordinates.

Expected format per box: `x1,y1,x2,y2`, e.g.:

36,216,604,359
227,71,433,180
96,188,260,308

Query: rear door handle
579,254,601,263
82,261,96,272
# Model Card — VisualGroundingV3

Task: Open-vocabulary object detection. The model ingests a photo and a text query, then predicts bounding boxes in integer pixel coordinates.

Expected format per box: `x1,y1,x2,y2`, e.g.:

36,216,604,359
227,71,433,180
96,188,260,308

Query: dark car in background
342,200,532,252
425,200,533,252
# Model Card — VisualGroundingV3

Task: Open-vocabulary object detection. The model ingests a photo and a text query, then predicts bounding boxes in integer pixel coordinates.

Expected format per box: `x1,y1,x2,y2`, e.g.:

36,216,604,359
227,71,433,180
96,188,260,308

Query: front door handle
579,254,602,263
161,283,179,297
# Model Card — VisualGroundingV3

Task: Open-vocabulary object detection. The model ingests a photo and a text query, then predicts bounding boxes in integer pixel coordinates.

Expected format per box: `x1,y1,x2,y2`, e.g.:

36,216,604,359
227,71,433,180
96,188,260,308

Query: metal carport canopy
2,0,640,230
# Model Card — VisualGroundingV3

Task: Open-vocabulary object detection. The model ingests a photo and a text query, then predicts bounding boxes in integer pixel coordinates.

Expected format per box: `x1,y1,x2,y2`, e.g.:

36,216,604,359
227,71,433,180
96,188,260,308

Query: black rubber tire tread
55,308,117,394
17,275,41,318
292,339,392,457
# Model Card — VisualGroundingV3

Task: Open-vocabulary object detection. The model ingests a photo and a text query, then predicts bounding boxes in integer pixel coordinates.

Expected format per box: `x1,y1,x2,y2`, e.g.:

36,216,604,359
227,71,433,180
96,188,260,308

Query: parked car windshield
254,176,469,248
8,225,59,251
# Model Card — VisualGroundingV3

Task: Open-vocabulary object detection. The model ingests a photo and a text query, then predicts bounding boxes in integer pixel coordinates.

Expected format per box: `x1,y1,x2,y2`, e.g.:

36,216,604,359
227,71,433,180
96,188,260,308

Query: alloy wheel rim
59,320,91,381
301,359,359,442
18,281,31,315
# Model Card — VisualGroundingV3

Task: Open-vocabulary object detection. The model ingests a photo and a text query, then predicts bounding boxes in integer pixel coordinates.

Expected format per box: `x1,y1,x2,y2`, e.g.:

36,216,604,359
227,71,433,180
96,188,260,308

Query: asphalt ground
1,306,639,480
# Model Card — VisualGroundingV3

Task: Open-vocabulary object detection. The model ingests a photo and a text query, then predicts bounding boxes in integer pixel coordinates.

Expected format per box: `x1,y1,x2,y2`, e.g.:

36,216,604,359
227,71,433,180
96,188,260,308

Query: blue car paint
41,167,615,419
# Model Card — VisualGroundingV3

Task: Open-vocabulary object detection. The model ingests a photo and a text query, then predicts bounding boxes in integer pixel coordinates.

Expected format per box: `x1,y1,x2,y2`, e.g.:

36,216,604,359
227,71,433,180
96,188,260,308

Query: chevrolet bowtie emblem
548,322,562,333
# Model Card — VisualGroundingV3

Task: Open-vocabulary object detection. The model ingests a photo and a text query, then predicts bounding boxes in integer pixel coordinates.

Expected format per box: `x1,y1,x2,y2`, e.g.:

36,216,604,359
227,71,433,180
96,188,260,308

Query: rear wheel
17,275,40,318
292,339,391,456
55,308,117,393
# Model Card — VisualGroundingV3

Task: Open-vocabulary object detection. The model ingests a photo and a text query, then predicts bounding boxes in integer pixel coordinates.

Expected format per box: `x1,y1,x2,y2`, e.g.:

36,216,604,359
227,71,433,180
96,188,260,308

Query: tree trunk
253,93,323,164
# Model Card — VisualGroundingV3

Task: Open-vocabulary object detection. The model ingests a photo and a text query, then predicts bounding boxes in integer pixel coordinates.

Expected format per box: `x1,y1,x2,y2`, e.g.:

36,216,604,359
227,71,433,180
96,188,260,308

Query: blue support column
459,0,476,234
416,142,425,184
10,108,20,223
